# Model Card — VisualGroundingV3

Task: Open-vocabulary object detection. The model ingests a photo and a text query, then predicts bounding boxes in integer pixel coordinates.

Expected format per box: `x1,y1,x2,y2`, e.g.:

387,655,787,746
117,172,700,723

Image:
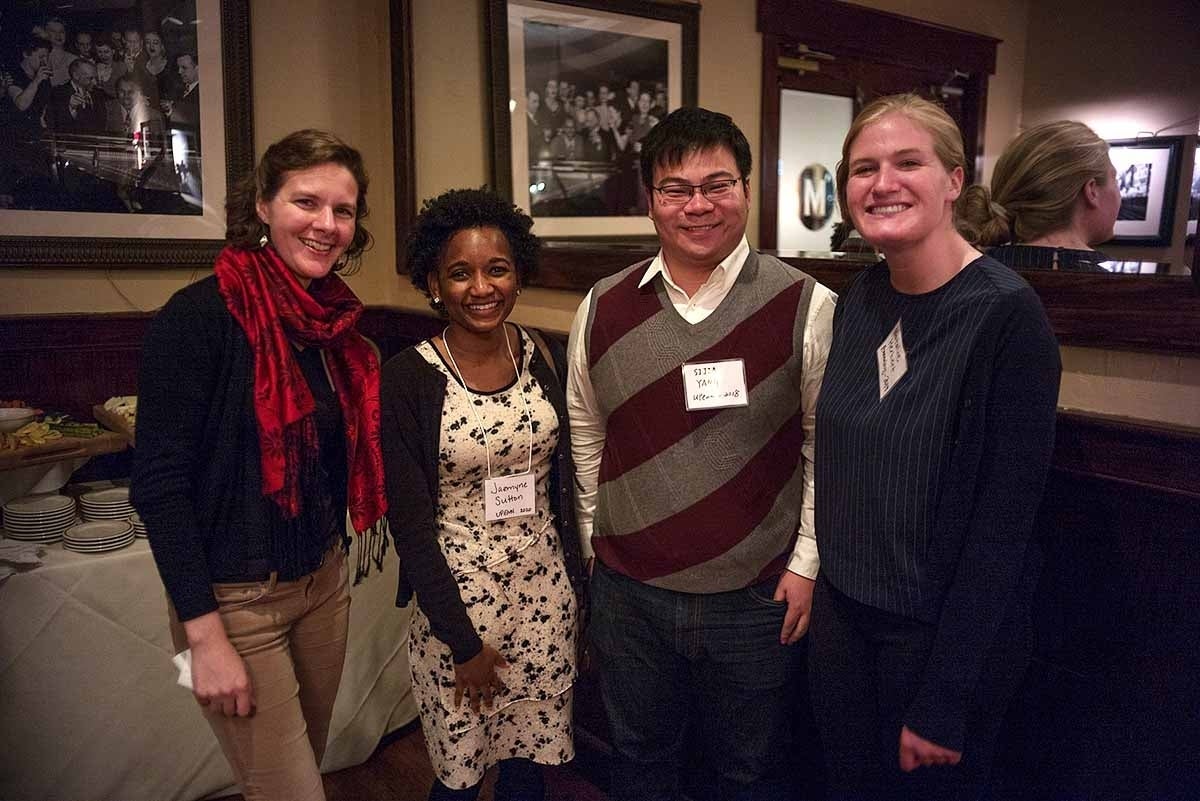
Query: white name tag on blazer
683,359,750,411
877,319,908,400
484,472,536,522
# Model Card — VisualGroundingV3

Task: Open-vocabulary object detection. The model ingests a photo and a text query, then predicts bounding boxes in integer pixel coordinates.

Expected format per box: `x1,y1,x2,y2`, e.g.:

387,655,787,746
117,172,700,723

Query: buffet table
0,532,416,801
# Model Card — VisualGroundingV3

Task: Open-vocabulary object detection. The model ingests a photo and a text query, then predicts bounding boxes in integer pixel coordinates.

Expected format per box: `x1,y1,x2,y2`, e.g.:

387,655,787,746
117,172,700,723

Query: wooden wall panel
532,244,1200,356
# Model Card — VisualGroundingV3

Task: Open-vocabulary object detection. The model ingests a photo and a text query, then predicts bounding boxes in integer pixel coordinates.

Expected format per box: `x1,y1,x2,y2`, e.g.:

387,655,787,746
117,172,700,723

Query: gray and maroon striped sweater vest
583,251,816,593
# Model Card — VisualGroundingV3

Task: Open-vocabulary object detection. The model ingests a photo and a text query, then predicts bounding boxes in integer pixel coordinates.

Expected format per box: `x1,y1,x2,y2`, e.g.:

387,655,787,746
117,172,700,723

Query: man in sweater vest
566,107,836,801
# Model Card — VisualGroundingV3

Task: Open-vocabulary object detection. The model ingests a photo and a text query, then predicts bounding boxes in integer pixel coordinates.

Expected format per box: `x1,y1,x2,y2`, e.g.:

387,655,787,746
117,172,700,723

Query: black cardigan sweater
379,331,583,664
131,276,346,621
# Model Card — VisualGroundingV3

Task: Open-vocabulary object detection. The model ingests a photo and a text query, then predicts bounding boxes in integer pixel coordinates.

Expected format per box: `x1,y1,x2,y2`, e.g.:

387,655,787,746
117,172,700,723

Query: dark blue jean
808,575,1030,801
588,561,804,801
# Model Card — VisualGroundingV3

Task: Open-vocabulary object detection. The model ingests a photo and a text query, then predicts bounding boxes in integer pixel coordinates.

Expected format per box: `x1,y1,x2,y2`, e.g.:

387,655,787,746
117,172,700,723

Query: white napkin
0,540,44,566
172,649,193,690
0,541,42,584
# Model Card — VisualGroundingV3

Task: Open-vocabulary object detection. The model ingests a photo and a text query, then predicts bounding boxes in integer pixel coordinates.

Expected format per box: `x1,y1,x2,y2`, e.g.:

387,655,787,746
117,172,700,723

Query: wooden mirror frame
391,0,416,272
753,0,1200,357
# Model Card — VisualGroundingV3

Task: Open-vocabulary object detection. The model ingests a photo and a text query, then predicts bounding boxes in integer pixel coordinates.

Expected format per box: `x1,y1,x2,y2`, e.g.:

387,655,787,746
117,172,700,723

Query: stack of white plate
130,512,147,538
63,520,135,553
80,487,135,523
2,494,78,543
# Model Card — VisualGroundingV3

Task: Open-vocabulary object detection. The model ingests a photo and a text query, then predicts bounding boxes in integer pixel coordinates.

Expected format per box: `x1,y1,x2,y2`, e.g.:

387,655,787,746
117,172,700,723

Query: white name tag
484,472,536,522
682,359,750,411
876,319,908,400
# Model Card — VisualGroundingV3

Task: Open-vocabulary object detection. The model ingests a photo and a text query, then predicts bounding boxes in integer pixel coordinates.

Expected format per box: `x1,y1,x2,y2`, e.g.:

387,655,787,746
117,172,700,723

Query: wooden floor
215,721,609,801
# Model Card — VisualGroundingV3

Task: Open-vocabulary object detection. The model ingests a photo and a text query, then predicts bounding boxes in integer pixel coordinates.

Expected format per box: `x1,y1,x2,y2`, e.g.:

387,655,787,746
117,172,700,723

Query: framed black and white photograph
486,0,698,238
1186,143,1199,240
0,0,252,267
1105,136,1182,247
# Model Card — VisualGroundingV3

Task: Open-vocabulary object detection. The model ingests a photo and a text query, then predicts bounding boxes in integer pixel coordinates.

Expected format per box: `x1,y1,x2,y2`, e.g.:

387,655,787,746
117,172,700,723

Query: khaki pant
168,548,351,801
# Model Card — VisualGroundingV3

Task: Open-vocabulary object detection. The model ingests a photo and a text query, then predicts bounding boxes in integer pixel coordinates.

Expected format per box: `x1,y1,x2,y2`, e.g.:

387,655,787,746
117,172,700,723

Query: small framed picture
485,0,698,238
1105,136,1183,247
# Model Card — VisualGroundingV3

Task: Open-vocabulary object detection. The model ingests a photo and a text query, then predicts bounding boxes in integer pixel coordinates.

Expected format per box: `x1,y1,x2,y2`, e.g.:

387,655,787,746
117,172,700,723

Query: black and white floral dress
408,332,576,789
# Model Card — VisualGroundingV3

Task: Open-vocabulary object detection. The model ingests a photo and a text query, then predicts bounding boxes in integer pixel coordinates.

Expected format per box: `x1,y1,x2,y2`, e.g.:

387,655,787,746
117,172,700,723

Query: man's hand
773,570,815,644
898,725,962,772
453,645,509,712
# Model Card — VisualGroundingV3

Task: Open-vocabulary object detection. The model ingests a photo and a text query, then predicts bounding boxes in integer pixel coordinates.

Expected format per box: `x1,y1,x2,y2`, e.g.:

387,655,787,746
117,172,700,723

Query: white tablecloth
0,535,415,801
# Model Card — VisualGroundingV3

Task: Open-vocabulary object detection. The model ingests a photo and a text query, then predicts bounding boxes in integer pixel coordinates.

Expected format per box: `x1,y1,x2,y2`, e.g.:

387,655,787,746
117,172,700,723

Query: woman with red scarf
132,129,387,801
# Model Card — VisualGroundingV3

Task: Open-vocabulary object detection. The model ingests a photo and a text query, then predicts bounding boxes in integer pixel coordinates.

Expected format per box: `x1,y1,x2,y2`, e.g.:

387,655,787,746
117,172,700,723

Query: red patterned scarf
214,245,387,569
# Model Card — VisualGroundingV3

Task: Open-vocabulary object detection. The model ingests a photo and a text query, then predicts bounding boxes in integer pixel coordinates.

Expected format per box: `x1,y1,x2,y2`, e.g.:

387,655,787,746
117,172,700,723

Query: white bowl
0,458,91,507
0,408,37,434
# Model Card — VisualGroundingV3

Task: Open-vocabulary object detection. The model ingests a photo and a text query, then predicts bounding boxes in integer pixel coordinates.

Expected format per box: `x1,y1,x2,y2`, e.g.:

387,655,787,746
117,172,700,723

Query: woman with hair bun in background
958,120,1121,271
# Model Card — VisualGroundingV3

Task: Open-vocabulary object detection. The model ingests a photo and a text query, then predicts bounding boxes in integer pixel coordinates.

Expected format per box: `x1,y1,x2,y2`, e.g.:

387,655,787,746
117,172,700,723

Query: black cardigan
379,331,583,664
131,276,346,621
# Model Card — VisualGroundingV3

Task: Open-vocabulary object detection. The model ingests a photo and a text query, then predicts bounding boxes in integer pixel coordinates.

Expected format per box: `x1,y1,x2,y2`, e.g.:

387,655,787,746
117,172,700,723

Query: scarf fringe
354,516,391,584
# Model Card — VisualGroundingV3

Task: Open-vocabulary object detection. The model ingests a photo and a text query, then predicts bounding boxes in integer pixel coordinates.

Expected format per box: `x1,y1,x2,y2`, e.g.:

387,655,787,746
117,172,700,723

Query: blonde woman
812,95,1061,800
958,120,1121,271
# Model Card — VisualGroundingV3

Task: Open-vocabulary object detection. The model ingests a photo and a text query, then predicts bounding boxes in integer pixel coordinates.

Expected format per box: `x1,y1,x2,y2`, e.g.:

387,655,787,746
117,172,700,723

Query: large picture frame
0,0,253,268
1186,143,1198,241
486,0,698,238
390,0,416,273
1105,136,1183,247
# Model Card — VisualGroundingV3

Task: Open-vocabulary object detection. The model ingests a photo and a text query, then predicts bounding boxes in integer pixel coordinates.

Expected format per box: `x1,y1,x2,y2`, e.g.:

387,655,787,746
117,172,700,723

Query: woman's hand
898,725,962,772
183,611,255,717
453,645,509,712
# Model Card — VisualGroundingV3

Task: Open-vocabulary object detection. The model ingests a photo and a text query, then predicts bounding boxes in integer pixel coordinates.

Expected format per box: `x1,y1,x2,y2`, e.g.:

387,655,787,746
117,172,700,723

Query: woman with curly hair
381,187,583,800
132,129,387,801
958,120,1121,271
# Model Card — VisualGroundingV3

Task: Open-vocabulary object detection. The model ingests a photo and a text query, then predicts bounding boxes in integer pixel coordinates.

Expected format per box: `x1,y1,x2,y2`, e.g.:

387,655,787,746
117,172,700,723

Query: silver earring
433,296,441,304
258,233,268,247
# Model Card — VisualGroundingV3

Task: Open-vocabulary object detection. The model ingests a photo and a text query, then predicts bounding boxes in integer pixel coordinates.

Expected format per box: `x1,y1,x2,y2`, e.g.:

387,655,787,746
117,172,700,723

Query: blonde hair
836,94,966,229
958,120,1111,247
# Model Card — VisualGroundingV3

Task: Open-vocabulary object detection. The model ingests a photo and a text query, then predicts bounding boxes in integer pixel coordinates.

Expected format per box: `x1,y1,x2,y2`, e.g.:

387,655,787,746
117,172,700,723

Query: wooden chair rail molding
1,308,1196,500
532,244,1200,356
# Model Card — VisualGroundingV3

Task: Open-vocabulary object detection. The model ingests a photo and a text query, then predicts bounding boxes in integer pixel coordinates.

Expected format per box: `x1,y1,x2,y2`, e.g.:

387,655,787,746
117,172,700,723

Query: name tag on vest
484,472,536,522
683,359,750,411
876,319,908,400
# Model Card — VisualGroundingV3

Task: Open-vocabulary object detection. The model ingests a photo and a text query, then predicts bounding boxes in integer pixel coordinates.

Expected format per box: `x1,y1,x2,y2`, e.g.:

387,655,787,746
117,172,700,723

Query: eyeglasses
652,178,744,204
